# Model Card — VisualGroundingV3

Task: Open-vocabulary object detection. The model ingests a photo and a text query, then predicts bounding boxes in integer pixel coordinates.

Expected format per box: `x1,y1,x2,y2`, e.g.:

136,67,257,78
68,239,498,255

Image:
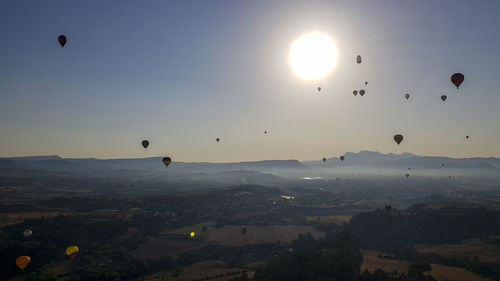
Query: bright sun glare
289,31,337,81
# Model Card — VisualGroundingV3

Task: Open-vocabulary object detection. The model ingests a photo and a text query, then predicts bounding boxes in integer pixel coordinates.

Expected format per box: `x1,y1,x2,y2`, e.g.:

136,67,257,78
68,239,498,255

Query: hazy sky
1,0,500,161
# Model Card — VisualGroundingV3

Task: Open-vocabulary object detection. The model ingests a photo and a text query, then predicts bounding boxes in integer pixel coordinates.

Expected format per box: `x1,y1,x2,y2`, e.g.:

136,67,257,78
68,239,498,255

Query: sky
1,0,500,162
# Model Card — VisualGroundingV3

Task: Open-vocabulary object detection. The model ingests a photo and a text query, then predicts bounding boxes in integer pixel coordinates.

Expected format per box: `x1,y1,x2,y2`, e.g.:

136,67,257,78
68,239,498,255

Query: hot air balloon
317,87,321,92
353,90,358,96
162,157,172,167
141,140,149,149
190,232,195,237
442,163,445,166
466,136,469,139
66,246,79,259
58,35,67,47
264,131,267,134
357,55,362,64
359,89,365,96
405,173,410,178
365,81,368,85
405,93,410,100
340,156,344,161
216,138,220,142
394,134,404,145
441,95,447,102
451,73,464,89
408,167,411,170
384,205,392,215
16,256,30,270
23,229,32,238
322,158,326,162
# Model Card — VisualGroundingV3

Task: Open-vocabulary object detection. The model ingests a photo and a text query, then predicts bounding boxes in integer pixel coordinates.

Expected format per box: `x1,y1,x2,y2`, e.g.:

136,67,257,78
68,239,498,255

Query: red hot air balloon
353,90,358,96
58,35,67,47
394,134,403,145
451,73,464,89
441,95,447,102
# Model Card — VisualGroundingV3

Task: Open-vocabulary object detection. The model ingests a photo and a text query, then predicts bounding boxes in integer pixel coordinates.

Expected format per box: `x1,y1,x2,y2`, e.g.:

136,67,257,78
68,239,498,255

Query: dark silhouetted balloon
408,167,411,170
317,87,321,92
441,95,447,102
359,89,365,96
340,156,344,161
451,73,464,89
385,205,392,215
353,90,358,96
322,158,326,162
141,140,149,149
58,35,67,47
466,136,469,139
357,55,362,64
394,134,404,145
405,93,410,100
442,163,445,166
405,173,410,178
264,131,267,134
216,138,220,142
365,81,368,85
162,157,171,167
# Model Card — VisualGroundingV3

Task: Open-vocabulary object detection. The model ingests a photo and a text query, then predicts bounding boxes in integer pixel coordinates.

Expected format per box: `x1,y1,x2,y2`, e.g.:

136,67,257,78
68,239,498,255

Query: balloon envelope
340,156,344,161
359,89,365,96
441,95,447,102
356,55,362,64
23,229,32,238
317,87,321,92
394,134,404,145
58,35,67,47
405,93,410,99
353,90,358,96
451,73,464,89
16,256,30,270
216,138,220,142
141,140,149,149
322,158,326,162
190,232,195,237
66,246,79,258
162,157,172,167
405,173,410,178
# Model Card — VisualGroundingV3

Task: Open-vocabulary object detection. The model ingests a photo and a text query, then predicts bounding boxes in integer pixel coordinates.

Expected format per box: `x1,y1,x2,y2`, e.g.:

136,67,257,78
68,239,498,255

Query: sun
289,31,337,81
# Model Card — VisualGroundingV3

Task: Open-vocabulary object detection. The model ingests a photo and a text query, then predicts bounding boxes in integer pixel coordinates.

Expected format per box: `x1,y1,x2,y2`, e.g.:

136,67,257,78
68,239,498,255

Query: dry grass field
416,238,500,263
425,263,493,281
360,249,410,275
305,215,352,225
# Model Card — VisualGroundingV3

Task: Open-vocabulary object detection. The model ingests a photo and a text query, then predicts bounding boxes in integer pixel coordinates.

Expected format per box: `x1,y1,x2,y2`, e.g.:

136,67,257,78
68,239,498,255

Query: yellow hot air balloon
16,256,30,270
66,245,79,259
190,232,195,237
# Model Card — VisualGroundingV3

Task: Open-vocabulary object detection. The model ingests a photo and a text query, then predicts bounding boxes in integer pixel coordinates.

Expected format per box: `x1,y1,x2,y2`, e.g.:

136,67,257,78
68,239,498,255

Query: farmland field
425,263,493,281
416,239,500,263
